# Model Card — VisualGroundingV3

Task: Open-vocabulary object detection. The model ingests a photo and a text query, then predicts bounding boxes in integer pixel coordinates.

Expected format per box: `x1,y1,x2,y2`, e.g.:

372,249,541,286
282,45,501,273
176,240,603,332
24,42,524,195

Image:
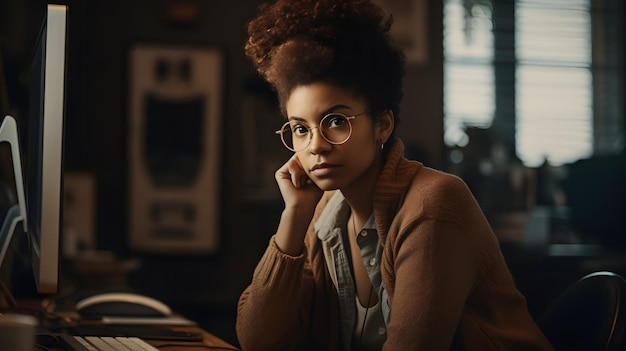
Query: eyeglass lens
280,113,353,151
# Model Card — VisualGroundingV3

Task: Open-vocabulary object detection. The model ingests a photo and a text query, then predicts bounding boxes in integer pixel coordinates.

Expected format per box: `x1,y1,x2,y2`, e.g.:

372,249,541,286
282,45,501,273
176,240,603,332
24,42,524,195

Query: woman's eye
292,125,309,136
327,115,348,128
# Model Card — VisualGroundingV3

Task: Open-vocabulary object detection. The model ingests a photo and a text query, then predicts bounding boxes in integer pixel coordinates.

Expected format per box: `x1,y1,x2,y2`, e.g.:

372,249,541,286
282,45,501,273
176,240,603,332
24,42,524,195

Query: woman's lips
310,163,338,177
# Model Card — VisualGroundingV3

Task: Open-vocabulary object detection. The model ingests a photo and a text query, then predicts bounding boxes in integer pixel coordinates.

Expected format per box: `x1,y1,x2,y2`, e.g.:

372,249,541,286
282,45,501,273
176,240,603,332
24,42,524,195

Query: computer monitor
23,3,68,294
0,4,67,298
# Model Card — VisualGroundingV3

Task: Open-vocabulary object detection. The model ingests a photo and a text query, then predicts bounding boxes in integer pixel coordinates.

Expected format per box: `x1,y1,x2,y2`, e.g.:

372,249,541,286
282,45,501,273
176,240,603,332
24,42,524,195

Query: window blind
515,0,592,167
443,0,593,167
443,0,494,148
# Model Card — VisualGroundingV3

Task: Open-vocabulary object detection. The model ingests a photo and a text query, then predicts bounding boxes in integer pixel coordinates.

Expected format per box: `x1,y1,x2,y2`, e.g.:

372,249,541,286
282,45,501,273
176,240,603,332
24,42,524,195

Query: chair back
537,271,626,351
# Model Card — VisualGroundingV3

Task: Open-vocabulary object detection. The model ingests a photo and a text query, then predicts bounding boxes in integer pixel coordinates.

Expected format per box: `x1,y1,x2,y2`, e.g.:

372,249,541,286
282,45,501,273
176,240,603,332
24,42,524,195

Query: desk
147,326,240,350
26,312,238,350
12,295,240,350
34,325,240,350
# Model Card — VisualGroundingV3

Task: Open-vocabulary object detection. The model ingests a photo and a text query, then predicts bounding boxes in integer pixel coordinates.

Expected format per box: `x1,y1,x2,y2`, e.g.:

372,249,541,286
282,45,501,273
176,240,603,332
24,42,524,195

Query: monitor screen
24,3,68,294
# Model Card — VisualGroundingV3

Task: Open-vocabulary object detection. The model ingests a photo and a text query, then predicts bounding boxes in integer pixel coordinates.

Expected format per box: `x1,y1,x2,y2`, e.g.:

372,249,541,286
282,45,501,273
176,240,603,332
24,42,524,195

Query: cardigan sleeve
236,235,316,350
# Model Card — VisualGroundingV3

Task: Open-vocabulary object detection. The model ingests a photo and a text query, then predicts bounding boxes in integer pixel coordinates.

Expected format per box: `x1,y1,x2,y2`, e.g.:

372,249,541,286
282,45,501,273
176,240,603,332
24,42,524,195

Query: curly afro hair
245,0,406,127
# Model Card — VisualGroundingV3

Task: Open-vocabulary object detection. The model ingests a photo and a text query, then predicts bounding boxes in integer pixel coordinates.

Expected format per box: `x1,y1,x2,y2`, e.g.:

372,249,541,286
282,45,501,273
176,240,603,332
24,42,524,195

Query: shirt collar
315,191,350,241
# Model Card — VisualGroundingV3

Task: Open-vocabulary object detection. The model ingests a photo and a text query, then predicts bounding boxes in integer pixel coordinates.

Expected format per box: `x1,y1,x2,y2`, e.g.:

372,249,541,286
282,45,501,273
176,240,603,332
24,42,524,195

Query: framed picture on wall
127,44,223,254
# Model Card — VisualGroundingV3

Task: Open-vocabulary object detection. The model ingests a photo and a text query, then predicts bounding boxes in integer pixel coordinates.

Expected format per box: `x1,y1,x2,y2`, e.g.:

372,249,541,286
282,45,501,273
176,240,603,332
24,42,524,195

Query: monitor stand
0,115,27,307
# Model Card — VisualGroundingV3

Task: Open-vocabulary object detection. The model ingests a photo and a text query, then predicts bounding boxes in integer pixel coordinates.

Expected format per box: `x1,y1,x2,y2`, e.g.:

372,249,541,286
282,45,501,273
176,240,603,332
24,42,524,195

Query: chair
537,271,626,351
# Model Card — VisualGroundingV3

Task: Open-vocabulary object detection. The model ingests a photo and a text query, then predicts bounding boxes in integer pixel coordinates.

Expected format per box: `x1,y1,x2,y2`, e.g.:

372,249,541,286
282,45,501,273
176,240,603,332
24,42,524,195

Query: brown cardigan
236,140,554,350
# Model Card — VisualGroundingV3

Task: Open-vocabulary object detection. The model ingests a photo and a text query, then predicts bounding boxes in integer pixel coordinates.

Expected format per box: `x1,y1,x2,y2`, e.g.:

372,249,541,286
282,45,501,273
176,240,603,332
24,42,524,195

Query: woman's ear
376,110,394,144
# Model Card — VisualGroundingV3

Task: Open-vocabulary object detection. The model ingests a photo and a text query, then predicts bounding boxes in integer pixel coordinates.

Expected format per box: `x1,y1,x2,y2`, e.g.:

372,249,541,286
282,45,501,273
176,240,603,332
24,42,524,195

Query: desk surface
35,325,240,351
150,326,239,350
12,295,240,351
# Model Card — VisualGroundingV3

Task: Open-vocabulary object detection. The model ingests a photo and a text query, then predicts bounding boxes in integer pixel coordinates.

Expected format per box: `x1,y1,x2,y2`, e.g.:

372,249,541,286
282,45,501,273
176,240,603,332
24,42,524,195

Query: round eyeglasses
275,112,367,152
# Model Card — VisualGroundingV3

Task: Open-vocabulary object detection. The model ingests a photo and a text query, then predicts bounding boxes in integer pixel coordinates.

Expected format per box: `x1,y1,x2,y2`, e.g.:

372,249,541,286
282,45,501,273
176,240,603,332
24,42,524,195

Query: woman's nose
307,128,331,154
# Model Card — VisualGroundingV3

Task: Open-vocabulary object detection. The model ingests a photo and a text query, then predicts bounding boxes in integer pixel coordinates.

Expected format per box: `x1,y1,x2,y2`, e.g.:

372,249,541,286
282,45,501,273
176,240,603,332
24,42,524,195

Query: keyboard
59,334,159,351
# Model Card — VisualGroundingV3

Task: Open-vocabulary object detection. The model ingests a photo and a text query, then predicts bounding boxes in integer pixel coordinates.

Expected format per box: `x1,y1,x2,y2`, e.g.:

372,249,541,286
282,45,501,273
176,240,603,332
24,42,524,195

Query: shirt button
369,257,377,266
378,326,386,335
360,230,367,237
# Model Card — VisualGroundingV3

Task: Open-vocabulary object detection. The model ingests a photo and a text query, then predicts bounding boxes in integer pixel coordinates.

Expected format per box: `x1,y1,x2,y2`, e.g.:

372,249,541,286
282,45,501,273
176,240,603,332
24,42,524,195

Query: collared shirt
316,192,388,350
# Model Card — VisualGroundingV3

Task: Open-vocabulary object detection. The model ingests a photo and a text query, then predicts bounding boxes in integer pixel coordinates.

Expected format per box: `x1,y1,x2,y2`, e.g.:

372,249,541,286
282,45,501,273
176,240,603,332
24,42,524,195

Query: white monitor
24,3,68,294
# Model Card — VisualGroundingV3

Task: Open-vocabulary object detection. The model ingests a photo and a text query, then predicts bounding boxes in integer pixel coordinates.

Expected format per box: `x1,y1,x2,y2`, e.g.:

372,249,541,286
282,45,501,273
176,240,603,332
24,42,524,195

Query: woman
236,0,553,350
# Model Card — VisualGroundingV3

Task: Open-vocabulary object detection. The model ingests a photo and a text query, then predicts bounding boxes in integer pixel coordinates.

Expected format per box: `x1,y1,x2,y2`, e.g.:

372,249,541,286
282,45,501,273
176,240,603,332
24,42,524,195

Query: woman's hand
275,154,323,211
273,154,323,255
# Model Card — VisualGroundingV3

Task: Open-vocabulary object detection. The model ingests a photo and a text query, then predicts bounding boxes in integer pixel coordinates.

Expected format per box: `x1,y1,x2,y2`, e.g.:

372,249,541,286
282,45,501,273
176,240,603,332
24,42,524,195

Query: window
443,0,494,149
516,0,592,167
443,0,595,167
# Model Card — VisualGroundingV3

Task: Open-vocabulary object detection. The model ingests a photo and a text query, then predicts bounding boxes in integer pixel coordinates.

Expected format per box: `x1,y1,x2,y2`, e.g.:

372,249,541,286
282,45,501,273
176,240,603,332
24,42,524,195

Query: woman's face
285,82,385,192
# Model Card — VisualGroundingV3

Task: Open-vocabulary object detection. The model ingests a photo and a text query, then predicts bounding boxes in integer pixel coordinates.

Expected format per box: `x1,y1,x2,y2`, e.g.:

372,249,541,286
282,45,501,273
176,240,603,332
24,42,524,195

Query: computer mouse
75,292,172,318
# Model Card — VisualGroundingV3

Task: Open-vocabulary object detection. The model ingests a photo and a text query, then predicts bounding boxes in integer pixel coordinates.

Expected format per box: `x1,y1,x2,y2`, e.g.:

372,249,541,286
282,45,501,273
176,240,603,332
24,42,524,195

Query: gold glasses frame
275,111,367,152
